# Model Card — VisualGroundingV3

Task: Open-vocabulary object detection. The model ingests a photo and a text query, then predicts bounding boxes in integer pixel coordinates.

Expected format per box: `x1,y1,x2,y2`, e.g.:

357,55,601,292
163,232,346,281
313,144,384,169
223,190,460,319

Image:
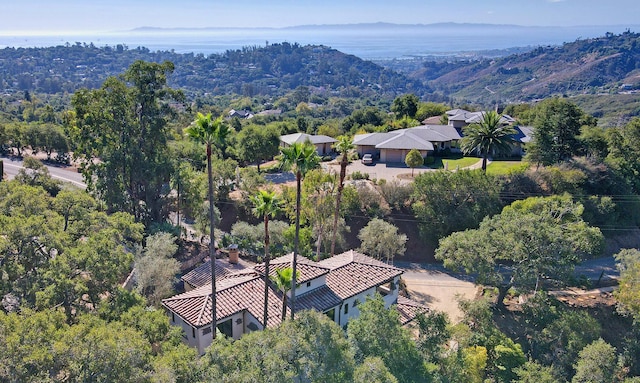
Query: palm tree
330,136,354,257
270,267,298,322
251,189,281,328
184,112,229,339
460,111,516,172
279,141,320,319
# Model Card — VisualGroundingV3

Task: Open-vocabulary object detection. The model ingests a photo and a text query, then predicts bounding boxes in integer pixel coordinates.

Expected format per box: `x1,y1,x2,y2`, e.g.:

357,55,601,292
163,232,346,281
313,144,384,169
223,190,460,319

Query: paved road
574,257,618,281
1,155,86,188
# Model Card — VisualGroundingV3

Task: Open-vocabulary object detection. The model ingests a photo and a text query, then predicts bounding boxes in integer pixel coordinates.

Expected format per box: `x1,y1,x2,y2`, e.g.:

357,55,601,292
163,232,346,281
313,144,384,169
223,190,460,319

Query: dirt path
397,262,477,322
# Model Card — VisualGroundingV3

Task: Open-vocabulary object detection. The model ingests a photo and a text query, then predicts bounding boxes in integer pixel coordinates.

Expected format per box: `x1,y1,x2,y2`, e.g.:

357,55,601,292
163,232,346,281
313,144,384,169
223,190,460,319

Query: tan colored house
445,109,515,129
353,125,462,163
353,110,530,163
280,133,337,156
162,250,425,354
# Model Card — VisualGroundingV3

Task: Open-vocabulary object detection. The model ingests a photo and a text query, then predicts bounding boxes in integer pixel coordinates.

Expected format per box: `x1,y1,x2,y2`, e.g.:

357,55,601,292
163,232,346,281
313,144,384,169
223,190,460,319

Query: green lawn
486,160,529,175
429,156,481,170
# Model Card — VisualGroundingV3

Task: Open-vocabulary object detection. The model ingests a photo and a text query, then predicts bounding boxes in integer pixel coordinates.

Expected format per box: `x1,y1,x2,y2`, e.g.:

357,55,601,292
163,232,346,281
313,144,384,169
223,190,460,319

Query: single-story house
228,109,254,119
353,125,462,163
353,109,533,163
280,133,337,156
511,125,534,156
446,109,515,129
162,250,426,354
255,109,282,117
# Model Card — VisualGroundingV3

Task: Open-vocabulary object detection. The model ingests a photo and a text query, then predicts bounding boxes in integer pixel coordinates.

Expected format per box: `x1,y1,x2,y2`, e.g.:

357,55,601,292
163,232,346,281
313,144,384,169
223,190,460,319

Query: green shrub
351,171,370,180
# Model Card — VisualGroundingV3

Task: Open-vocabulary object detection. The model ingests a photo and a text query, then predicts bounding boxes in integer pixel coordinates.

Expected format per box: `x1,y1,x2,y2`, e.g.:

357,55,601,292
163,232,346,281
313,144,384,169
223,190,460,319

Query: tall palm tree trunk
330,152,348,257
262,216,270,328
176,180,181,235
481,151,488,172
290,171,301,320
207,143,217,339
281,294,288,322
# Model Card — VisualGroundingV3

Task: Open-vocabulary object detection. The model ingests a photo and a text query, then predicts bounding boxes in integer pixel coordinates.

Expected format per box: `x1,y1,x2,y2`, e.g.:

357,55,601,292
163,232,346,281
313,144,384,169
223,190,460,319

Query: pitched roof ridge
376,130,429,147
196,294,210,326
268,253,328,268
409,127,450,141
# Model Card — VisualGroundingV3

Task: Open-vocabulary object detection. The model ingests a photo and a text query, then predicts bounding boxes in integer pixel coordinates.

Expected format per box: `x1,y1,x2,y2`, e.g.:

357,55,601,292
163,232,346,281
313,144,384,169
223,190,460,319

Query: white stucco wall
337,275,401,327
290,275,327,297
244,311,264,333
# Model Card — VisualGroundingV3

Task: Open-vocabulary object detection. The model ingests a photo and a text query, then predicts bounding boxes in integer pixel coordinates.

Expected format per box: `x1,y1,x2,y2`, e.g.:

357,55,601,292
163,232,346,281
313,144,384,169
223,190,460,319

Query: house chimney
228,244,239,264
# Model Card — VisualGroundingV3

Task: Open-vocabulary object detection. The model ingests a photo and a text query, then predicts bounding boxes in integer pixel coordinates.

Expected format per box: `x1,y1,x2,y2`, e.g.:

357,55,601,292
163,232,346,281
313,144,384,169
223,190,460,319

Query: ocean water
1,24,636,60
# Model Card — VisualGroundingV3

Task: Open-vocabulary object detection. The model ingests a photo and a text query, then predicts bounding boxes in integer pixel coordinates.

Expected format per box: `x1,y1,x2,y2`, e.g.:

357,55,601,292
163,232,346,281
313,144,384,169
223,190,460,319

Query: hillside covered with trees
420,31,640,107
0,42,430,100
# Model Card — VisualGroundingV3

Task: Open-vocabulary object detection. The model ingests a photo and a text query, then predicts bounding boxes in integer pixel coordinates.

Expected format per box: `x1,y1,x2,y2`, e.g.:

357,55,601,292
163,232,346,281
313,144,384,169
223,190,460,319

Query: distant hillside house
255,108,282,117
353,125,462,163
228,109,254,119
162,250,426,354
280,133,337,156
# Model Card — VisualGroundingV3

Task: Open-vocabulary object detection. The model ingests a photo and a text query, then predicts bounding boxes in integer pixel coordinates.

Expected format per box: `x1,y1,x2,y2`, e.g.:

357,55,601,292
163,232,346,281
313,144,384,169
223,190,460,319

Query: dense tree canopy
412,170,503,242
234,124,280,171
614,248,640,322
69,60,184,226
347,295,431,383
525,98,590,166
436,195,604,305
202,310,355,382
391,93,420,119
606,117,640,193
0,179,143,321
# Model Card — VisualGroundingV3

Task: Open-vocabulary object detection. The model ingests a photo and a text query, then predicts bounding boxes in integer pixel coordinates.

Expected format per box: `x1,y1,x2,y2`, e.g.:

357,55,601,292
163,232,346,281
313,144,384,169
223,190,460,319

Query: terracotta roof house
162,250,426,354
181,258,251,291
353,125,462,163
280,133,337,156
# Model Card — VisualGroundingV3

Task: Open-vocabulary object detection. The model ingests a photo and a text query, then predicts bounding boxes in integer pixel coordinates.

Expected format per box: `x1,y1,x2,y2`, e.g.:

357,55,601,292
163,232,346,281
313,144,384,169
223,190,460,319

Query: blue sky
1,0,638,33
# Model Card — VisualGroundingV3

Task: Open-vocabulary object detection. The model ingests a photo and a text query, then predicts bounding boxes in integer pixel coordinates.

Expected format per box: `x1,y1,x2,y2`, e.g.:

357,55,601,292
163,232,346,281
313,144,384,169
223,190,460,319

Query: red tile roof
319,250,403,300
396,296,429,325
163,274,288,328
255,253,330,284
181,258,250,289
295,285,343,313
163,250,404,329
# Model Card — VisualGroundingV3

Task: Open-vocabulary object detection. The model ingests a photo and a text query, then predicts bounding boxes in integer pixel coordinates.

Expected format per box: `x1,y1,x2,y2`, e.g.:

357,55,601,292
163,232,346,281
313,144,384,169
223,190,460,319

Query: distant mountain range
132,22,640,33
